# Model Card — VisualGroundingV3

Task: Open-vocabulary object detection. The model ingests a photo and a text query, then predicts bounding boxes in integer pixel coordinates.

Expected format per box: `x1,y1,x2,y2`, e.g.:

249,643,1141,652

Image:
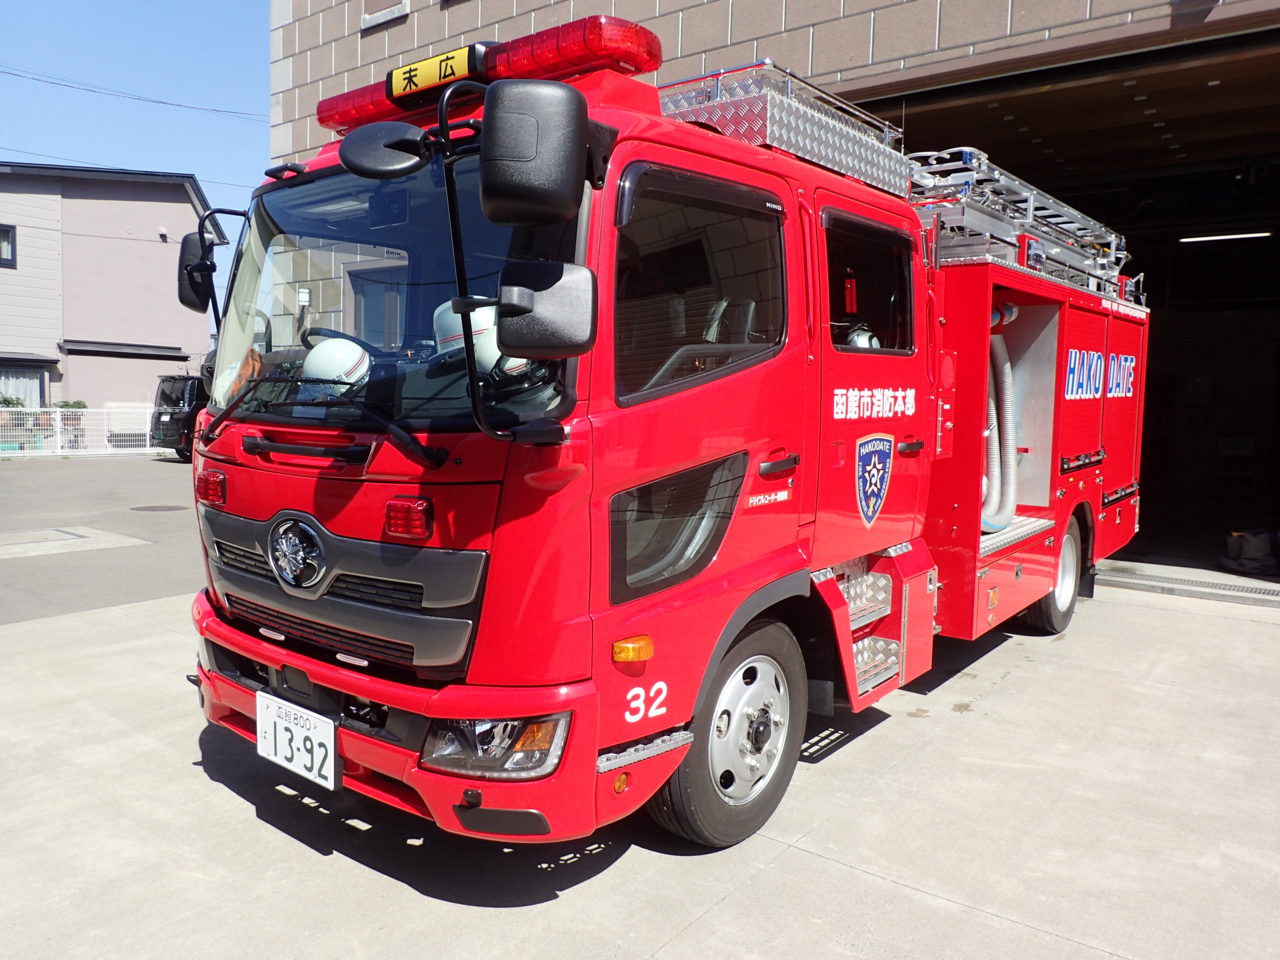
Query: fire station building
268,0,1280,564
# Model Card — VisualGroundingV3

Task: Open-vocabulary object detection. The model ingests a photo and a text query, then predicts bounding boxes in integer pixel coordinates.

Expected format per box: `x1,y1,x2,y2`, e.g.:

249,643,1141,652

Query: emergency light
317,15,662,133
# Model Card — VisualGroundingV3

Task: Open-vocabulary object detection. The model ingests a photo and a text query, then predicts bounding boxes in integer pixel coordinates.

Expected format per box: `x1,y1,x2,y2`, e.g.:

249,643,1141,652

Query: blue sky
1,1,268,299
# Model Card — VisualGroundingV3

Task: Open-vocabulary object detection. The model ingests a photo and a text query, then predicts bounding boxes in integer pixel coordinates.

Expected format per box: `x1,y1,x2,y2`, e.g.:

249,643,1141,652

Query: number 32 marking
625,682,667,722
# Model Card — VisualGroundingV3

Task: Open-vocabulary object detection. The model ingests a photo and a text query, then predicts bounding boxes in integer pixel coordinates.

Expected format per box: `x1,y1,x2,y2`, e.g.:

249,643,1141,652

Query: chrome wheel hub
709,655,789,805
1054,534,1078,611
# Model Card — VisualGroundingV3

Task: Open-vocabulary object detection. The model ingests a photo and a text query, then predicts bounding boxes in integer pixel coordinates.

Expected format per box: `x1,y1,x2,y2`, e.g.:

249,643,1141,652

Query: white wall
60,179,207,364
0,176,62,360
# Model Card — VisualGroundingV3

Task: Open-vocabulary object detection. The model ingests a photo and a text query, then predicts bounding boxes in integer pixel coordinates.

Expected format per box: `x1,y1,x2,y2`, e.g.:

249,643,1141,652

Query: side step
853,636,900,695
979,515,1054,557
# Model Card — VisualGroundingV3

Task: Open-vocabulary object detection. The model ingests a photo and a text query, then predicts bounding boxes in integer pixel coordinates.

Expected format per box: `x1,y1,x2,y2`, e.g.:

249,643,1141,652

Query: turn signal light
612,635,654,662
385,498,433,539
195,469,226,507
512,720,558,752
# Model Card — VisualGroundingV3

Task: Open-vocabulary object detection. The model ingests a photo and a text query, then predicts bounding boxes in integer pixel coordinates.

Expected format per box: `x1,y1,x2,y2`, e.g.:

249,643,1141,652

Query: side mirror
479,80,587,225
338,121,431,179
496,261,596,359
200,352,215,397
178,232,214,313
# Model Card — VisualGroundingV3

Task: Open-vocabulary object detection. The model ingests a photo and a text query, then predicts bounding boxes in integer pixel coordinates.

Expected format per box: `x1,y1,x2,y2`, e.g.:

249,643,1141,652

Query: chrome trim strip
597,730,695,774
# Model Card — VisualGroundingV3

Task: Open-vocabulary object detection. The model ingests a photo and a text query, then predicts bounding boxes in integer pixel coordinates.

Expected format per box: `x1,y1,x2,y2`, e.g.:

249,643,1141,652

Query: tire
175,445,193,463
647,619,807,847
1025,517,1082,634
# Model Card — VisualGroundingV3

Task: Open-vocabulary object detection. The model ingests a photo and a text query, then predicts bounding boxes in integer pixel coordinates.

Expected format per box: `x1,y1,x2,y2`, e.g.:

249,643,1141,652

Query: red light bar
486,16,661,82
317,16,662,132
317,83,410,132
195,469,226,508
385,498,433,539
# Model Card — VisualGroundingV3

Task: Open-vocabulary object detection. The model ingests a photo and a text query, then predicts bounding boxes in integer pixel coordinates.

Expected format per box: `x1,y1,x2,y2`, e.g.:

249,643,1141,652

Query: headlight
419,713,570,780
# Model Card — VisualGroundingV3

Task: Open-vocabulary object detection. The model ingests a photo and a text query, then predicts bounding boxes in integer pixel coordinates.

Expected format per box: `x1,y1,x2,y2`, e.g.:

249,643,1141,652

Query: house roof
0,161,229,243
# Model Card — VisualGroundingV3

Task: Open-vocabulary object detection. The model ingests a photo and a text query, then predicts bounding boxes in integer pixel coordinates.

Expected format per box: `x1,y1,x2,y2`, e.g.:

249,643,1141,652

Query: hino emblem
268,518,326,589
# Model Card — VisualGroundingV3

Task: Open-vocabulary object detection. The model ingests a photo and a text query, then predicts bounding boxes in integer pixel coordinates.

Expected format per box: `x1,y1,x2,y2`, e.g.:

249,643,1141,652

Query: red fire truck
180,16,1147,847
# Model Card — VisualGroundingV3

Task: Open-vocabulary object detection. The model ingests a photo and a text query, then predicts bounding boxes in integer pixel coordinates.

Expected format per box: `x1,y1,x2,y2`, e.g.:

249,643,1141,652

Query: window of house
0,225,15,269
824,214,912,354
614,165,785,400
0,368,41,407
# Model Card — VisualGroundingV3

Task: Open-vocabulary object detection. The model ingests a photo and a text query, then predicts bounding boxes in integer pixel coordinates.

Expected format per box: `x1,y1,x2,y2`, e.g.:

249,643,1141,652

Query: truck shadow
197,723,712,907
900,631,1014,696
798,708,889,764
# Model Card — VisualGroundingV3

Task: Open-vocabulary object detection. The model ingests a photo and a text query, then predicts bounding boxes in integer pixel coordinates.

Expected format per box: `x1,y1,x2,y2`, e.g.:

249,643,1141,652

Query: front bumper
191,590,614,842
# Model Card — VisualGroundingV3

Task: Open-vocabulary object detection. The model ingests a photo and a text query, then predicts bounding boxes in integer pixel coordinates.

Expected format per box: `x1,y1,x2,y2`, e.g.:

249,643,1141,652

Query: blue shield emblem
856,434,894,528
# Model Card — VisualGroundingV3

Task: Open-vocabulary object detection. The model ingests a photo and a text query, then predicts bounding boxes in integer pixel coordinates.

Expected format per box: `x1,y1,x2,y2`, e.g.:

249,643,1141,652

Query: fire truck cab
181,16,1146,847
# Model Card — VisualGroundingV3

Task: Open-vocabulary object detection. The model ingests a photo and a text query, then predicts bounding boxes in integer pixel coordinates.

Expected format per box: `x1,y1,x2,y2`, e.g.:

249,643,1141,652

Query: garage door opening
861,27,1280,580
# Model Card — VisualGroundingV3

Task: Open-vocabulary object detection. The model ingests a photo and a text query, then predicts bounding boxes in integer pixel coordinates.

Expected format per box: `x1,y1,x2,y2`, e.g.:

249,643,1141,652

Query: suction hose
981,304,1020,533
982,359,1001,516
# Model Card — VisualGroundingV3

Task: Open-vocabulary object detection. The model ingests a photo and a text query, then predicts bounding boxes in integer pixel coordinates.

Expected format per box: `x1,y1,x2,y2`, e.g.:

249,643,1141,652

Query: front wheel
646,620,807,847
1024,517,1082,634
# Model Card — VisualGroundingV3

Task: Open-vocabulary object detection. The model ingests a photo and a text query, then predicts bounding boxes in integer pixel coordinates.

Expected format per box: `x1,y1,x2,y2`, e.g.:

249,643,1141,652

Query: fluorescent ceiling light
1179,232,1272,243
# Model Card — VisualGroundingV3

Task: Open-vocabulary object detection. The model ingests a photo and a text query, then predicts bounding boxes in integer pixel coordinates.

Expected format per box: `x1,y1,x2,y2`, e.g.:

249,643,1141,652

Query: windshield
211,156,578,427
155,378,188,408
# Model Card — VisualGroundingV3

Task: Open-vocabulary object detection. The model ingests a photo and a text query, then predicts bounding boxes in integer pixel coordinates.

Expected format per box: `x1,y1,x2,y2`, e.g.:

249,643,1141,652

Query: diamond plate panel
660,68,912,198
853,636,900,694
978,515,1055,557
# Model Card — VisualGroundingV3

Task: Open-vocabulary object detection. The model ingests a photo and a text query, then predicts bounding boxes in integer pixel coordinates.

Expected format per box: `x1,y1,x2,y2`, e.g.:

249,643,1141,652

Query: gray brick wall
269,0,1276,164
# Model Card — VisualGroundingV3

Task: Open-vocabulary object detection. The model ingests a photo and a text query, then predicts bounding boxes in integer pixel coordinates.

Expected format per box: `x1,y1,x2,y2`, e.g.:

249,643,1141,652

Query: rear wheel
646,620,806,847
1025,517,1081,633
174,445,193,463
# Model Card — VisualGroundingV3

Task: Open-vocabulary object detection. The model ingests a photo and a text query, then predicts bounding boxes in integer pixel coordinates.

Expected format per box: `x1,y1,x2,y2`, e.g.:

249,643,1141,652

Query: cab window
613,164,785,401
824,214,913,354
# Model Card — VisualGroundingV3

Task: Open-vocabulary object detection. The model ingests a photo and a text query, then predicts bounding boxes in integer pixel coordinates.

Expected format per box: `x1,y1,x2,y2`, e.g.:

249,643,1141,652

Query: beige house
0,163,225,408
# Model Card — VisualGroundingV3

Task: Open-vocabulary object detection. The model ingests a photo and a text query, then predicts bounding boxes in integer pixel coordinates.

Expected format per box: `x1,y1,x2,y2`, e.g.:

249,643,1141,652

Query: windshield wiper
200,374,281,444
268,393,449,469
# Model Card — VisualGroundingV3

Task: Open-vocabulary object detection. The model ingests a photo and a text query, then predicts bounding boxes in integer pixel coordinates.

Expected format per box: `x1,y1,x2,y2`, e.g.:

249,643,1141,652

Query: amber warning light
318,15,662,132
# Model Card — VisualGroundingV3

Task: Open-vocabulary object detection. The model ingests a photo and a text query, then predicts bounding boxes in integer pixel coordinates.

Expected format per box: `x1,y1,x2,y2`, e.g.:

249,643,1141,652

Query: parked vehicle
180,16,1146,847
151,375,209,461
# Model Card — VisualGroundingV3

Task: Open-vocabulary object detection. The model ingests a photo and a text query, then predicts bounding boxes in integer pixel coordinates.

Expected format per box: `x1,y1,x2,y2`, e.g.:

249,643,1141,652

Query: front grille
226,594,416,668
216,541,273,579
327,573,424,611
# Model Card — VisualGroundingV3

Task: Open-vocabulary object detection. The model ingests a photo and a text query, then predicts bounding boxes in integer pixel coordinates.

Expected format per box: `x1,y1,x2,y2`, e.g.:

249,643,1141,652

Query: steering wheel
301,326,384,356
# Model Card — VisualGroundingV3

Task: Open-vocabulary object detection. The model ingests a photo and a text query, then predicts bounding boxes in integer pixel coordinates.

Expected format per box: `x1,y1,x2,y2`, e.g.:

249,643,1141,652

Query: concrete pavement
1,586,1276,959
0,456,206,624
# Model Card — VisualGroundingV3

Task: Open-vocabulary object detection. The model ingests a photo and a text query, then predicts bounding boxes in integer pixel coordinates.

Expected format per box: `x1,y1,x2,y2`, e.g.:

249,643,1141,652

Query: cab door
811,192,931,567
587,146,808,751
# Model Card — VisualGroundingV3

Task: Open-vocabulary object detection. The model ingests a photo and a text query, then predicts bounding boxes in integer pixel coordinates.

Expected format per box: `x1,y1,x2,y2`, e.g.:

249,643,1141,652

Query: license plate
160,414,171,421
255,691,339,790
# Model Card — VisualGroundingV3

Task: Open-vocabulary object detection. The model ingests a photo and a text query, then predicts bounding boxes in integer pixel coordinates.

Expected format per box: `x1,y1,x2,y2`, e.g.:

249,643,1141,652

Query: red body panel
811,188,934,566
584,137,810,750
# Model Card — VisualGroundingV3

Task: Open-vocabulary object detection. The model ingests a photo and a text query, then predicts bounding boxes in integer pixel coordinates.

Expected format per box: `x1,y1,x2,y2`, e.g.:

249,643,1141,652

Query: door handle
759,453,800,477
243,435,371,463
897,440,925,454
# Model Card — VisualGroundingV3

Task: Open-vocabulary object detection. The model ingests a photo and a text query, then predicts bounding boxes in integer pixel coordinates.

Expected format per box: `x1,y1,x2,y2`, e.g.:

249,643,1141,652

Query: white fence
0,407,169,457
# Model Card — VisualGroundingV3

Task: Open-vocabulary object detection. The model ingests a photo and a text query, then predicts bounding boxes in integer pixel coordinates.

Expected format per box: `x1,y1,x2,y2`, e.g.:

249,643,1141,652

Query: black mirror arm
194,208,248,327
438,80,514,444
